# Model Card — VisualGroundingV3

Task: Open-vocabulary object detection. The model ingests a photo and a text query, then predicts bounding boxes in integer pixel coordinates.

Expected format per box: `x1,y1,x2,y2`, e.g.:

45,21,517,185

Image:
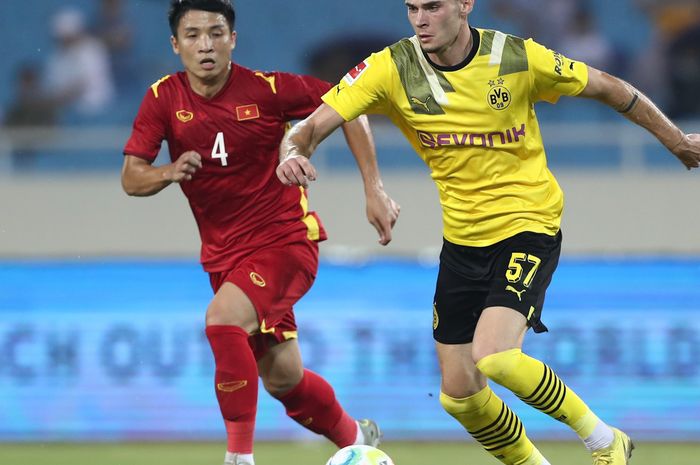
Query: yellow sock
476,349,600,439
440,386,545,465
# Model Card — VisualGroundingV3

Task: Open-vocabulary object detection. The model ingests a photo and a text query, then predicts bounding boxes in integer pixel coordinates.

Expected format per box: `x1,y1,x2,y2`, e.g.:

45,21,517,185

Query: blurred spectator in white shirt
92,0,136,94
45,8,115,116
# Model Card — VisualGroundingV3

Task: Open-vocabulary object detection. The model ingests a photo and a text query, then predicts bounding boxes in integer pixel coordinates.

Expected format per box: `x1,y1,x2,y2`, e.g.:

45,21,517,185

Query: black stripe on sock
469,403,525,452
469,402,507,436
518,364,569,416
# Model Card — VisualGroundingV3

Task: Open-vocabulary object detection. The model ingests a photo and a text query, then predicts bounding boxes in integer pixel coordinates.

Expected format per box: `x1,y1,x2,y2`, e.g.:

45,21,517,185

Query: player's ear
230,30,237,52
461,0,475,17
171,35,180,55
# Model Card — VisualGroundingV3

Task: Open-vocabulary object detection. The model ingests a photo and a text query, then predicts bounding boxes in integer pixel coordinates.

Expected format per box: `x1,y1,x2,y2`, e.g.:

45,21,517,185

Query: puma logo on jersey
411,95,432,113
505,285,526,301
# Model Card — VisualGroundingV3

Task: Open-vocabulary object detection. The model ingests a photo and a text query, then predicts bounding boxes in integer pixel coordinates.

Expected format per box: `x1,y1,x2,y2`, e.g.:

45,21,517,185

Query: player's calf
477,348,621,458
440,386,551,465
276,369,359,447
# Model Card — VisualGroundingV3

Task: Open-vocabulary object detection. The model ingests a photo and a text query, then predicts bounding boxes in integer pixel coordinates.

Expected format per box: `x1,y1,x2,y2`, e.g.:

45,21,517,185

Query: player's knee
205,283,259,331
439,368,486,400
471,335,518,366
474,348,523,385
205,300,255,331
205,302,233,326
262,369,304,398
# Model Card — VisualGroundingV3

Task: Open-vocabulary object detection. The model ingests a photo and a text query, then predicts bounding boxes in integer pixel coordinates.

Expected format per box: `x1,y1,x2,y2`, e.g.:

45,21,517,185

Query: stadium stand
0,0,696,172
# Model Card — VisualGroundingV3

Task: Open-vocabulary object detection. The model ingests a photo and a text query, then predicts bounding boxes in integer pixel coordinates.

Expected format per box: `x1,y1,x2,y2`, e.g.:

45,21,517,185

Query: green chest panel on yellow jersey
478,30,529,76
388,31,529,119
389,39,455,115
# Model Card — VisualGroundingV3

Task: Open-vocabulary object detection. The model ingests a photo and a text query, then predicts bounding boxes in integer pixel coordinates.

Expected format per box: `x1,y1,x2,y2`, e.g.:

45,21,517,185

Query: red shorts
209,239,319,360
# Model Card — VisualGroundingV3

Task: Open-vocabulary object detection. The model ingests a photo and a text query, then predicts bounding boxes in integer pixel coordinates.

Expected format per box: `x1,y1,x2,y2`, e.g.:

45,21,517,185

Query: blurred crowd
489,0,700,119
3,0,134,130
2,0,699,135
632,0,700,118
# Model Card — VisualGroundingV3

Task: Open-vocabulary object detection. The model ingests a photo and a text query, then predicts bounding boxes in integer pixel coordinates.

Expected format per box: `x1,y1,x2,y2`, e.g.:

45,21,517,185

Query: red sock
206,325,258,454
278,369,357,447
225,419,254,455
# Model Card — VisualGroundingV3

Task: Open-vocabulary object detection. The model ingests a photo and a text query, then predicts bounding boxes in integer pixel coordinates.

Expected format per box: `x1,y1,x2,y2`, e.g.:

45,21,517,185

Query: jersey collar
422,27,481,72
188,62,238,102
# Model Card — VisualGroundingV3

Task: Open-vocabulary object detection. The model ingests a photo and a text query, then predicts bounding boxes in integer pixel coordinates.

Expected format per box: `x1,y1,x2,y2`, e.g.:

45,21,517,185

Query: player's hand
168,151,202,182
366,189,400,246
277,154,317,188
672,133,700,170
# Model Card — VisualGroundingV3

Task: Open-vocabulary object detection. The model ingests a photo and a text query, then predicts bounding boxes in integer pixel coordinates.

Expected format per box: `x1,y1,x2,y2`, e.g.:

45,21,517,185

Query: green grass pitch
1,441,699,465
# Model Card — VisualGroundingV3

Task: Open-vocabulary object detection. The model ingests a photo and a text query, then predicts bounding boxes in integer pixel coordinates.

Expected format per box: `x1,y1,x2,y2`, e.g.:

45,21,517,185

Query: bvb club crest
487,78,511,111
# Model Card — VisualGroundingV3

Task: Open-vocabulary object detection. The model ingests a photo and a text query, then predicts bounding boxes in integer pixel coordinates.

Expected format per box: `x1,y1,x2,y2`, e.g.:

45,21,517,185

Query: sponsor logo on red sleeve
343,60,370,86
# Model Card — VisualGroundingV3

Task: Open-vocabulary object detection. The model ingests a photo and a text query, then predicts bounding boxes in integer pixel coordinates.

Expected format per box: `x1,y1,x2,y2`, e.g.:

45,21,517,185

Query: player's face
171,10,236,83
406,0,472,54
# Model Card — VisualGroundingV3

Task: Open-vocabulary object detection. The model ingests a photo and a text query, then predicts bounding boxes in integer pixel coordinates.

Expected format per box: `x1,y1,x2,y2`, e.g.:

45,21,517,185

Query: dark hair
168,0,236,36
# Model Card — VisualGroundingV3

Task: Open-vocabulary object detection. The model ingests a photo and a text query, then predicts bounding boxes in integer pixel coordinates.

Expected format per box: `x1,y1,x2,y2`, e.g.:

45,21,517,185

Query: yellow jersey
322,28,589,247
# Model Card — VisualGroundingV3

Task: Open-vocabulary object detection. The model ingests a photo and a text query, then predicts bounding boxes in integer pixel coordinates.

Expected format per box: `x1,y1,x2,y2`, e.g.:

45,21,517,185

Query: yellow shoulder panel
255,72,277,94
150,75,172,99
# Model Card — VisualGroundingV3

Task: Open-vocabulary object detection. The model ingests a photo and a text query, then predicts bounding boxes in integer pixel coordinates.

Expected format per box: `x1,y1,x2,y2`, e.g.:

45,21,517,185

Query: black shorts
433,230,562,344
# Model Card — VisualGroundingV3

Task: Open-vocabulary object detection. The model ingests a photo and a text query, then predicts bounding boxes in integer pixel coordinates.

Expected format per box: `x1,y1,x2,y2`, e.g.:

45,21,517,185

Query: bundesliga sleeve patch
343,60,370,86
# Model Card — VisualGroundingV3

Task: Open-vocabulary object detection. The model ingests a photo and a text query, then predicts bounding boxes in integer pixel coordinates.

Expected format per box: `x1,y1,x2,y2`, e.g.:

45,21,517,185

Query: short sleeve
527,39,589,104
322,49,392,121
267,72,332,121
123,87,168,161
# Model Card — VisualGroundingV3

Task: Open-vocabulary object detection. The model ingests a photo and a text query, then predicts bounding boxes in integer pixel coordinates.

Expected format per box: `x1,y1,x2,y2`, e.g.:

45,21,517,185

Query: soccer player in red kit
121,2,399,465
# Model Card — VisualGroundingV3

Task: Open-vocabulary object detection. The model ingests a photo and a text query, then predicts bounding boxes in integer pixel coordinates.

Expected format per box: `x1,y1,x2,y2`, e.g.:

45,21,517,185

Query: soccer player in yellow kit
277,1,700,465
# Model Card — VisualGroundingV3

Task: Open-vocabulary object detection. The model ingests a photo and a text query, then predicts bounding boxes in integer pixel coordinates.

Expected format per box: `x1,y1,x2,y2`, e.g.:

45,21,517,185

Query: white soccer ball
325,445,395,465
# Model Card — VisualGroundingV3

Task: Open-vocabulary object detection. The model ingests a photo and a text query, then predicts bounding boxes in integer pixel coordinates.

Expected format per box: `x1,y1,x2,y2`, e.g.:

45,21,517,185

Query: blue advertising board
1,259,699,441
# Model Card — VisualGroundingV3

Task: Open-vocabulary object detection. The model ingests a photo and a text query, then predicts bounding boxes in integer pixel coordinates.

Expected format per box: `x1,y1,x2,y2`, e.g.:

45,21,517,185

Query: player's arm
277,103,344,187
121,151,202,196
578,66,700,170
340,115,400,245
278,104,400,245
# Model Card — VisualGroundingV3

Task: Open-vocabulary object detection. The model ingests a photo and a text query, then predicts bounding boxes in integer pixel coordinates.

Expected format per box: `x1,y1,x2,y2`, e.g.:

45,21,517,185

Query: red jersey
124,64,329,271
